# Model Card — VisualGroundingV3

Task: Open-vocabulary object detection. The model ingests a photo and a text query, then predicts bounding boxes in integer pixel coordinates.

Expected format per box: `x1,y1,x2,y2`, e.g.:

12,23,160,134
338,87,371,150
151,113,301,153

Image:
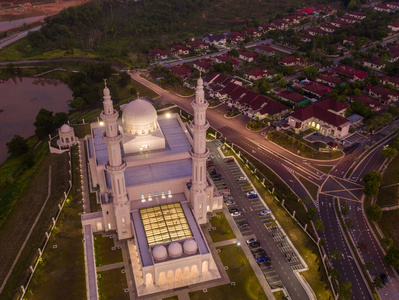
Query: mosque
81,77,223,295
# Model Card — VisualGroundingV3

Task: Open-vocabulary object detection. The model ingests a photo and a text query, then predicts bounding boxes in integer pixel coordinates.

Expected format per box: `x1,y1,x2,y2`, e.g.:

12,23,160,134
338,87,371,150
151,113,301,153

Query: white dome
183,239,198,255
168,242,183,258
122,99,158,135
60,124,72,133
153,245,168,261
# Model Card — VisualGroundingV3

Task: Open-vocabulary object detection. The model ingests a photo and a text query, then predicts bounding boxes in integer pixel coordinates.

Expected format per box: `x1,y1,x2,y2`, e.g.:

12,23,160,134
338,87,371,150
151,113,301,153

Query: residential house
245,67,268,81
320,23,338,33
367,86,399,103
341,14,362,24
349,94,382,111
382,76,399,89
388,21,399,31
279,56,304,67
333,65,368,80
245,27,262,38
203,73,234,88
283,15,301,25
193,59,213,73
387,2,399,11
218,82,248,102
149,48,168,60
374,4,391,13
168,65,192,79
254,44,275,56
253,98,290,120
288,97,350,138
170,45,189,56
299,7,317,15
271,19,289,30
347,11,366,19
316,74,343,88
309,27,328,36
214,54,240,67
331,19,351,28
343,36,356,46
354,70,368,81
203,33,226,46
258,24,275,33
363,56,385,71
239,50,259,62
227,31,245,44
302,81,333,98
278,89,308,105
186,40,209,52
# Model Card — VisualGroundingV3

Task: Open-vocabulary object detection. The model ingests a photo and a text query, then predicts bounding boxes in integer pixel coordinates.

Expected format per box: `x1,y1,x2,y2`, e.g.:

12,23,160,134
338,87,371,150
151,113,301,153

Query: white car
231,211,242,217
259,210,271,216
237,176,247,181
246,237,257,244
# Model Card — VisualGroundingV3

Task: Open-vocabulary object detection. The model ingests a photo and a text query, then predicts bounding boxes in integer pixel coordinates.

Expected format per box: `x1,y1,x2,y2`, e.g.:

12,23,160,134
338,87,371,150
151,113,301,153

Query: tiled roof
291,105,349,127
314,97,349,112
316,74,343,85
278,90,306,103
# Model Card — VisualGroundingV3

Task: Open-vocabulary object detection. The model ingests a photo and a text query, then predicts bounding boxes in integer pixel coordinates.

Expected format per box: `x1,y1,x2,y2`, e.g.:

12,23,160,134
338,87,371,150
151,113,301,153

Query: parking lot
206,145,306,294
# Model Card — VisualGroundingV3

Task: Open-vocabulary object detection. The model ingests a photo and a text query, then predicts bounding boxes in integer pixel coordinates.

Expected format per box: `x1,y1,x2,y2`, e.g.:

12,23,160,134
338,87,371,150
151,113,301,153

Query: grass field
297,175,319,201
377,185,398,207
25,146,85,300
189,244,267,300
273,290,287,300
381,155,399,187
208,212,236,243
379,209,399,248
98,267,129,300
94,234,123,267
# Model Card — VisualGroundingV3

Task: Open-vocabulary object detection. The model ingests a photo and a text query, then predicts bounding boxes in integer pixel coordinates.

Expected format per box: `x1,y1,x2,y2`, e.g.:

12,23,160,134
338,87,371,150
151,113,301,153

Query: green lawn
381,154,399,187
74,124,91,139
24,145,86,300
297,176,319,201
189,244,267,300
98,267,129,300
94,234,123,267
377,185,398,207
311,165,333,174
208,212,236,243
379,209,399,248
273,290,288,300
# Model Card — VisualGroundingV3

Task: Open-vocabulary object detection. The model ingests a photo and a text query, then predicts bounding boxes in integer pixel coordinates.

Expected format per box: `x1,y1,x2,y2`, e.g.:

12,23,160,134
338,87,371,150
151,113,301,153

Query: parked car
254,249,267,257
237,176,247,181
206,162,214,167
248,194,258,199
256,256,270,263
248,241,261,249
246,191,255,197
225,158,234,163
259,210,271,216
380,273,388,285
211,174,221,179
238,222,249,229
246,237,257,245
231,211,242,217
225,200,236,205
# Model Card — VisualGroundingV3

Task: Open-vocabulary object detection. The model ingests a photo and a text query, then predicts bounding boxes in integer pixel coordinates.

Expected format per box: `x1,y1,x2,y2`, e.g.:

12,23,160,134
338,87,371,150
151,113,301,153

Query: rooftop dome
60,124,72,133
121,99,158,135
168,242,183,258
183,239,198,255
153,245,168,261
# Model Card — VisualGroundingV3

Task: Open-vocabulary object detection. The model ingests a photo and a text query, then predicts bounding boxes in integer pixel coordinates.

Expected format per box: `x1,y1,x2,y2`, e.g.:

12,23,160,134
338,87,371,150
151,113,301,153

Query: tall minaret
100,80,133,240
190,75,210,224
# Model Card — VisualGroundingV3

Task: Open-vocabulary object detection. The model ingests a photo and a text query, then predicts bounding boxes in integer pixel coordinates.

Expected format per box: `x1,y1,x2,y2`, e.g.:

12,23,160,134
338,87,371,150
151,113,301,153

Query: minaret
100,80,133,240
190,75,210,224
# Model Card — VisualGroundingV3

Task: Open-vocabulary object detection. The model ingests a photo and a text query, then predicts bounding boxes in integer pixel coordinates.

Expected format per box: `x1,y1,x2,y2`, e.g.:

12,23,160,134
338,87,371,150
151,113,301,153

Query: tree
307,206,317,220
314,219,325,231
338,281,352,300
363,170,382,197
385,246,399,269
330,250,342,261
382,237,393,248
6,135,29,157
33,109,68,139
69,97,85,110
278,77,287,88
381,147,398,158
329,268,341,281
301,66,319,80
366,204,382,222
118,71,131,86
373,277,383,290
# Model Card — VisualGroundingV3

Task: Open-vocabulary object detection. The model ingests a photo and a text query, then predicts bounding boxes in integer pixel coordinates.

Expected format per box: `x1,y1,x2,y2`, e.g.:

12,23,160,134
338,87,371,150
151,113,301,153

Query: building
374,4,391,12
301,81,332,98
388,21,399,31
239,50,259,62
168,65,193,79
149,49,168,60
363,56,385,71
193,59,213,73
58,124,77,148
278,90,308,105
288,97,350,138
82,79,222,295
349,94,382,111
316,74,343,88
367,86,399,103
245,67,268,81
279,56,304,67
202,33,226,46
171,45,190,56
186,40,209,52
255,44,275,56
382,76,399,89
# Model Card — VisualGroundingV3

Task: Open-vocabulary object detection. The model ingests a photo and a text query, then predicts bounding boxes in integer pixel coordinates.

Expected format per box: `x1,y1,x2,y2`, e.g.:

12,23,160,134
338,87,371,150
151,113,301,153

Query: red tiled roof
258,98,289,116
291,105,349,127
255,44,275,53
383,76,399,85
149,48,167,57
314,97,349,112
302,82,332,97
354,70,368,80
245,67,266,78
389,21,399,28
279,56,302,64
369,86,399,97
220,82,240,95
168,65,192,77
333,65,357,77
230,86,247,100
299,7,316,14
171,45,189,52
278,90,306,103
350,94,382,108
239,50,259,59
194,59,212,70
316,74,343,85
240,90,259,105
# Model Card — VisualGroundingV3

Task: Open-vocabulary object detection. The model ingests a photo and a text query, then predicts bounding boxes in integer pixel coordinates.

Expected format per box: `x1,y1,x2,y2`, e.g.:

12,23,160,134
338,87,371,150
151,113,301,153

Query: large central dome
122,99,158,135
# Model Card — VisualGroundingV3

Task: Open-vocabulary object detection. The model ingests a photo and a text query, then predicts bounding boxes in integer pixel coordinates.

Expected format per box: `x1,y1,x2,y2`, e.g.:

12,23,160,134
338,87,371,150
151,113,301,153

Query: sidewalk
79,138,91,214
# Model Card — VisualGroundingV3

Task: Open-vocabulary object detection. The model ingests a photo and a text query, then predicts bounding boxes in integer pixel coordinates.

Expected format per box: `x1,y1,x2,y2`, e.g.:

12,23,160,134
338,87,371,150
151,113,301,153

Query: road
0,25,42,49
131,73,399,299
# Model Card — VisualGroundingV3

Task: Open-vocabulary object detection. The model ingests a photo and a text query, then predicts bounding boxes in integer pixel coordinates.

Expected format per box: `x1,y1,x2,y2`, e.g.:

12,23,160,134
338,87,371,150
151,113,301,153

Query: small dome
121,99,158,135
183,239,198,255
153,245,168,261
60,124,72,133
168,242,183,258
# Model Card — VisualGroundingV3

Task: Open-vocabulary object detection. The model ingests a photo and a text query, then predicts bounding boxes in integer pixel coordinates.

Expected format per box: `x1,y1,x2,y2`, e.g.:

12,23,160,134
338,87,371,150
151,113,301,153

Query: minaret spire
100,83,132,240
190,76,210,224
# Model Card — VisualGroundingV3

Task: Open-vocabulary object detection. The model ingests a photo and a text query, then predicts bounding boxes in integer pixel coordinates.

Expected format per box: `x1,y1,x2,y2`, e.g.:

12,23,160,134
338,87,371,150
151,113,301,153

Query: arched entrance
158,272,167,285
190,264,198,279
202,260,209,274
183,266,190,281
145,273,153,286
167,270,174,285
175,268,182,282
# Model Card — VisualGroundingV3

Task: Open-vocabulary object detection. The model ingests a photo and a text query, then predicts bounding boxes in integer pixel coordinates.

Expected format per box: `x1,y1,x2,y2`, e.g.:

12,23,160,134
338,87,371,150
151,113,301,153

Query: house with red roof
214,54,240,67
283,15,301,25
363,56,385,71
253,98,290,120
374,4,391,13
367,86,399,103
255,44,275,56
333,65,368,80
316,74,343,88
168,65,192,79
299,7,316,15
258,24,276,33
239,50,259,62
382,76,399,89
388,21,399,31
387,2,399,10
193,59,213,73
186,40,209,52
347,11,366,19
203,73,234,87
149,48,168,60
349,94,382,111
320,23,338,33
331,19,351,28
170,45,189,56
278,90,308,105
309,27,328,36
354,70,368,81
302,81,333,98
245,27,262,38
245,67,268,81
227,31,245,44
271,19,289,30
288,97,350,137
341,14,362,24
279,56,305,67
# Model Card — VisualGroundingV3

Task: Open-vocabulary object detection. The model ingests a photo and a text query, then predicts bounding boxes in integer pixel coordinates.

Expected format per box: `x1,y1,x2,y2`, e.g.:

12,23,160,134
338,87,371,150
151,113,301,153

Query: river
0,77,72,164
